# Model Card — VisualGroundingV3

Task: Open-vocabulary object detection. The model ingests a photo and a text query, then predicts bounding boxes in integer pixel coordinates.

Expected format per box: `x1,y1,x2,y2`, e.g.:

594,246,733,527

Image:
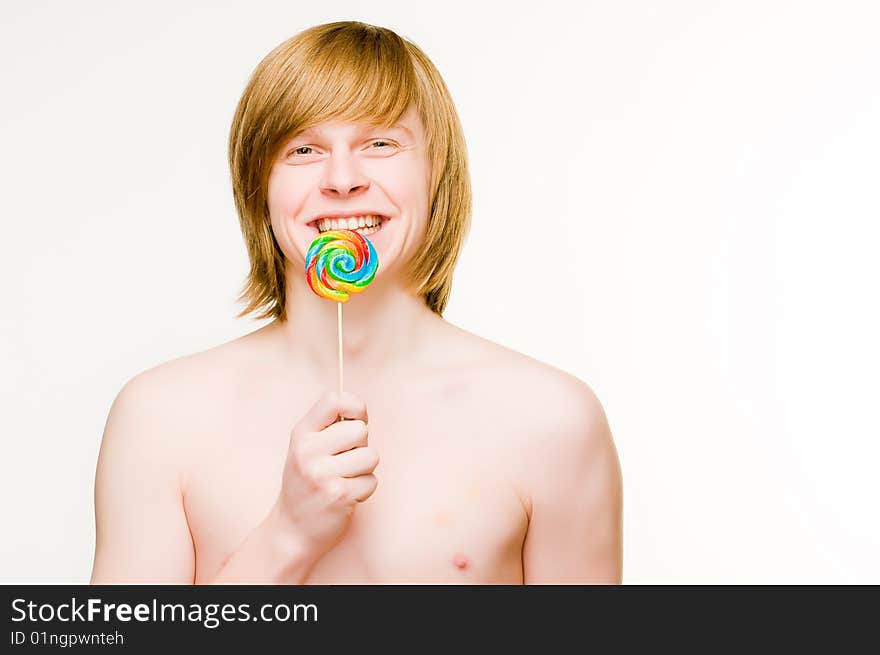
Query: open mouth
308,215,387,238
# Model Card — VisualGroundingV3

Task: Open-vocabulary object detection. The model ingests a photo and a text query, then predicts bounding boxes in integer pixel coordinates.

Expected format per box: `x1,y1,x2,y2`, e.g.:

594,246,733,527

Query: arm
206,502,321,584
90,374,195,584
522,380,623,584
211,390,377,584
91,371,325,585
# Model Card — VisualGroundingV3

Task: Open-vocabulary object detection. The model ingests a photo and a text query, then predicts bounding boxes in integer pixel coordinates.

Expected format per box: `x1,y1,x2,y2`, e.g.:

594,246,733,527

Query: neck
269,262,443,388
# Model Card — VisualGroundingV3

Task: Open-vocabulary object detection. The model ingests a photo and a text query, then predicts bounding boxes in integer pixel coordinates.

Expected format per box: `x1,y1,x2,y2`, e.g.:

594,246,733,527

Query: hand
271,390,379,560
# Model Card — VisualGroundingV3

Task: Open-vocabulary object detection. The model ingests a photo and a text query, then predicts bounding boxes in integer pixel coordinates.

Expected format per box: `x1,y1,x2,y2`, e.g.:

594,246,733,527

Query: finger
296,390,368,433
314,419,369,455
329,446,379,478
346,474,378,502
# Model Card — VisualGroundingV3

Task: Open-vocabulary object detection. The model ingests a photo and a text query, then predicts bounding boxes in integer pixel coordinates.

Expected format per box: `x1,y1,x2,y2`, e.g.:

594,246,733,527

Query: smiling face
267,104,431,285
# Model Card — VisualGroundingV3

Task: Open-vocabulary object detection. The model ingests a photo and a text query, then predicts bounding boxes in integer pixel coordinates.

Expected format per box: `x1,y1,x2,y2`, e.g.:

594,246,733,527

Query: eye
285,140,396,159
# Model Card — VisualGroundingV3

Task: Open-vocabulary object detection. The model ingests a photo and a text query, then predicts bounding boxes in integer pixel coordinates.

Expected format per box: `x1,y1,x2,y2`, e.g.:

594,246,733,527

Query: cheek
265,167,314,264
380,163,429,215
267,168,307,219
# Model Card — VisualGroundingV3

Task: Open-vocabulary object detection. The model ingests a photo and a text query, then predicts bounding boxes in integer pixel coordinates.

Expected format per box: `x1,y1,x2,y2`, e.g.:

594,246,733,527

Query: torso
176,319,543,584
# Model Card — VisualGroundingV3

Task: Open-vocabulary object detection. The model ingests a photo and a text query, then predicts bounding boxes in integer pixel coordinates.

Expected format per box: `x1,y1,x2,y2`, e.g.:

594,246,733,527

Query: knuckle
299,460,323,485
342,392,367,417
322,390,341,413
289,441,311,467
323,479,347,503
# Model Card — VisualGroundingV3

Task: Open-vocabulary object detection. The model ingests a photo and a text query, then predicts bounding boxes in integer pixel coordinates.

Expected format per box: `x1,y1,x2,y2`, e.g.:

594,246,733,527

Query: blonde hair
228,21,472,322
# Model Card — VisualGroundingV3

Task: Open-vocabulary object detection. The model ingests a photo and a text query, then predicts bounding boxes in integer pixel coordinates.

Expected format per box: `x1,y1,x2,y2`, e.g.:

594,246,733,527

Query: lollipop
305,229,377,302
305,228,379,401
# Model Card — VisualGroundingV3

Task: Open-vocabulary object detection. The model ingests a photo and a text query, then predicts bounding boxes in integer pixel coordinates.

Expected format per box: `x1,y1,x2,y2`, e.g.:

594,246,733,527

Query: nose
319,151,370,197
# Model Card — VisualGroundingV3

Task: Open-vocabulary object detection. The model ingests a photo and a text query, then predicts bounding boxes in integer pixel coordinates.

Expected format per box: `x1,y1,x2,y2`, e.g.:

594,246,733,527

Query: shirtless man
89,22,622,585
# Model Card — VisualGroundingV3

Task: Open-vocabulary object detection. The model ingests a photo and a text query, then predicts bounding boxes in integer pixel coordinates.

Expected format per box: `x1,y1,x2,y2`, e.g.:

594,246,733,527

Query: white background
1,0,878,584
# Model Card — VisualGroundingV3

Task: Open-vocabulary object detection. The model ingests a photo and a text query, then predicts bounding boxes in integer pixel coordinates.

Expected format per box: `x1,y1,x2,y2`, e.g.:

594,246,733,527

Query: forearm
207,504,320,585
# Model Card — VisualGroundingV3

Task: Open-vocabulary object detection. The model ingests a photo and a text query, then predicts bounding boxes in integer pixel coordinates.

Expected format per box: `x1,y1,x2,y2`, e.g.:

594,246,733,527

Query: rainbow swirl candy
305,229,378,302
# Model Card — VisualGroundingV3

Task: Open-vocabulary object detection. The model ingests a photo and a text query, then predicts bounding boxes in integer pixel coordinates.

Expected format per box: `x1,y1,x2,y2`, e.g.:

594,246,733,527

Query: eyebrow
391,123,414,137
299,122,413,138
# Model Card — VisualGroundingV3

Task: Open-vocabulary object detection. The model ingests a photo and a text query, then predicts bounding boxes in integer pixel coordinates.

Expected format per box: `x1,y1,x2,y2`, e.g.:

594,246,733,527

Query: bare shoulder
439,320,621,499
106,327,270,441
441,320,613,437
439,323,623,580
92,331,267,584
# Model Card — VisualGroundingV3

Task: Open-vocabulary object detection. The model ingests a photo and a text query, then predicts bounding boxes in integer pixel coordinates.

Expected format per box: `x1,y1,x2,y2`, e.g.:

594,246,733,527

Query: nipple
451,553,469,571
434,510,454,528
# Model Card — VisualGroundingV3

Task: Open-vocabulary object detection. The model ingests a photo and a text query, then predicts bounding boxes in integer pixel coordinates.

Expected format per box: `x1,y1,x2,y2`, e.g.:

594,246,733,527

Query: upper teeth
317,215,383,233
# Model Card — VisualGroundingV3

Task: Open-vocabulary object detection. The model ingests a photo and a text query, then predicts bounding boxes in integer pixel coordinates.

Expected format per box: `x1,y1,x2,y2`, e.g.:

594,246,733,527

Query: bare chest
182,380,529,584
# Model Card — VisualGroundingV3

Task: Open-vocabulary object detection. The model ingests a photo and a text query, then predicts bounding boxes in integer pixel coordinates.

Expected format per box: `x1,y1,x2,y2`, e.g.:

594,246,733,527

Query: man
90,21,622,584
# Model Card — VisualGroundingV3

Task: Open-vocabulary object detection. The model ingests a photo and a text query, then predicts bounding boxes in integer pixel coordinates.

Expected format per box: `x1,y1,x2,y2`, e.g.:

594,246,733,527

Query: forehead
298,104,422,139
299,121,414,138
